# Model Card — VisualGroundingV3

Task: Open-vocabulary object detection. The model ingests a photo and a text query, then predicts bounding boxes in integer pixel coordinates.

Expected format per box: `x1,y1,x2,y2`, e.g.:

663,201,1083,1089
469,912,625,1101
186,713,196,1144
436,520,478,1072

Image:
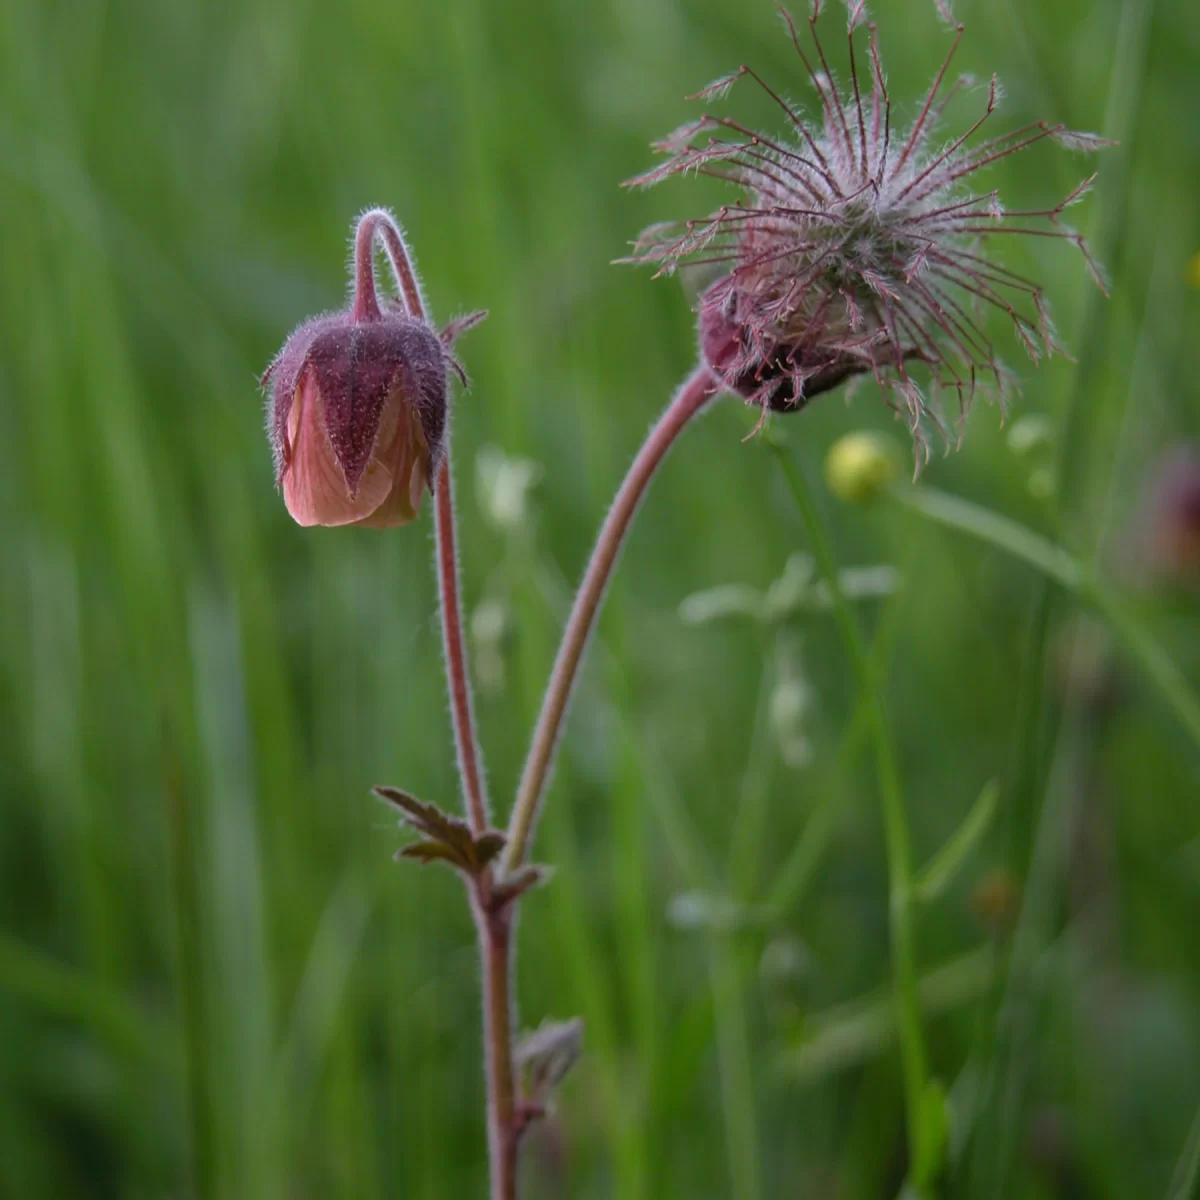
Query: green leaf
914,779,1001,905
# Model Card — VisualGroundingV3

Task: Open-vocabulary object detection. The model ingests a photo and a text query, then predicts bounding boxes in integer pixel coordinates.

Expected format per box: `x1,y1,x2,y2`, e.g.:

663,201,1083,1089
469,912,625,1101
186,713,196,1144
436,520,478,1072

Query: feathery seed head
624,1,1111,461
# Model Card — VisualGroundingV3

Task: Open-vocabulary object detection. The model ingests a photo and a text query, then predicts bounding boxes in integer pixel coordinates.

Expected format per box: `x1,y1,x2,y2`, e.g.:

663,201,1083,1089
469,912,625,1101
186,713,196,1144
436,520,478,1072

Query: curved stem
360,208,504,1198
359,207,491,834
350,213,382,321
351,207,428,322
771,445,930,1180
503,366,717,871
374,216,428,320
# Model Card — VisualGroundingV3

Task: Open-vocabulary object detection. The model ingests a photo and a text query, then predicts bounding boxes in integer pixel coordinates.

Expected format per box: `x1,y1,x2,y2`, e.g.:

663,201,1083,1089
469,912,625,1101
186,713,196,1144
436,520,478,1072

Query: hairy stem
502,366,717,871
434,459,491,835
362,207,504,1197
359,207,491,835
474,890,518,1200
771,445,931,1181
350,217,381,321
352,206,429,322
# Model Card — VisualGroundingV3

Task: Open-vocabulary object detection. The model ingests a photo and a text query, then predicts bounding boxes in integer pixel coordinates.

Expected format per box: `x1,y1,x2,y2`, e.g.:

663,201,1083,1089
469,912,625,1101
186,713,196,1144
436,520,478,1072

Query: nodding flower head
624,0,1110,460
262,209,484,528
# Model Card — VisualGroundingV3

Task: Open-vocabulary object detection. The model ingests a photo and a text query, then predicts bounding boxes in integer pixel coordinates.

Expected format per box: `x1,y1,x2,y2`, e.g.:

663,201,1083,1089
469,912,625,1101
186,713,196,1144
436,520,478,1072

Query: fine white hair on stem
433,445,493,833
502,367,718,872
350,206,430,320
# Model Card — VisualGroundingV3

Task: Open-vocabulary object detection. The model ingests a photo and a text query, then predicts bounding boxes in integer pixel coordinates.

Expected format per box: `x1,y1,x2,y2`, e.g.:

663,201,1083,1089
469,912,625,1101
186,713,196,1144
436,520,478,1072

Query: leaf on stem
374,786,506,876
516,1017,584,1105
491,863,553,909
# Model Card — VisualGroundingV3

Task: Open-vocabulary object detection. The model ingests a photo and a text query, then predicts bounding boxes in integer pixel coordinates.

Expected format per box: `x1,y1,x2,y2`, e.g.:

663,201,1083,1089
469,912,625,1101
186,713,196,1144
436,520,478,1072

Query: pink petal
354,397,429,529
283,367,395,527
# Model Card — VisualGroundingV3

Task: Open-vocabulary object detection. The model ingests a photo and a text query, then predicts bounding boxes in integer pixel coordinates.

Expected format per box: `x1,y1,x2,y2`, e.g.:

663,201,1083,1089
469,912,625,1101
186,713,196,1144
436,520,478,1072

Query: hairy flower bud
262,209,483,528
264,313,447,527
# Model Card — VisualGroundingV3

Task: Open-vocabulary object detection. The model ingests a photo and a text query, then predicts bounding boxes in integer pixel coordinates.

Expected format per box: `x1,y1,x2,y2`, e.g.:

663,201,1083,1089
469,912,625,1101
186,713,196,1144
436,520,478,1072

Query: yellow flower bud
824,433,896,504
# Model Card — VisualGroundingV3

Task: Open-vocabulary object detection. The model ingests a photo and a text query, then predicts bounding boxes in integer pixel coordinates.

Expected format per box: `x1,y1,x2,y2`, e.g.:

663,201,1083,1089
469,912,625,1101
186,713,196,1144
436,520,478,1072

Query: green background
2,0,1198,1195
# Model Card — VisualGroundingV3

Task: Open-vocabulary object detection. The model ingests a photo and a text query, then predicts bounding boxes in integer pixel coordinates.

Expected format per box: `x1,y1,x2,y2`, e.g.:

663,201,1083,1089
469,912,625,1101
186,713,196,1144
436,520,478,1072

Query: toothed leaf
375,786,507,876
398,841,464,866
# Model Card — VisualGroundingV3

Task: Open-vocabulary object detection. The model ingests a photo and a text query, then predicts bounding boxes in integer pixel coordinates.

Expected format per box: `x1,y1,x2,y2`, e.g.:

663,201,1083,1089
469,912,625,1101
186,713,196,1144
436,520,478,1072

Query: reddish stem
474,887,519,1200
351,213,383,321
360,208,490,835
434,459,490,835
503,366,717,870
361,209,507,1196
352,207,430,322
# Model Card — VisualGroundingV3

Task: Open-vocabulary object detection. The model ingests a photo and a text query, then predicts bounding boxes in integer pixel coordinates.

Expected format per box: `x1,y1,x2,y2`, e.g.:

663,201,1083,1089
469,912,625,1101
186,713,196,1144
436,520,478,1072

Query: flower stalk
434,458,491,835
365,222,518,1193
502,366,718,872
356,208,492,834
344,211,513,1190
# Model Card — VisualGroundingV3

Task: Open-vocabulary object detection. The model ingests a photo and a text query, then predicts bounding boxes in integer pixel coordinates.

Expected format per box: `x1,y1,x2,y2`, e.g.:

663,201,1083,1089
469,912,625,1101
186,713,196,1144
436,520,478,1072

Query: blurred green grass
1,0,1198,1195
